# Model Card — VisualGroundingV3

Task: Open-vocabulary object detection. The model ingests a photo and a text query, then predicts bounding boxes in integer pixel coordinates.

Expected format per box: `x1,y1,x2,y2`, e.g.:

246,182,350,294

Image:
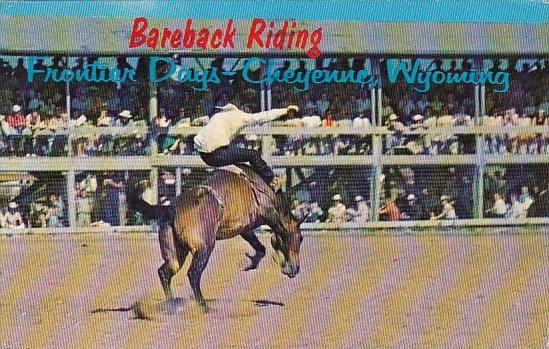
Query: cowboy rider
194,103,299,192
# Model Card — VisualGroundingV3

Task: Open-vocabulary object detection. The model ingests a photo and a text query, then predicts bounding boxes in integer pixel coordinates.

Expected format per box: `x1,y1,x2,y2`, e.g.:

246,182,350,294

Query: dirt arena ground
1,231,548,349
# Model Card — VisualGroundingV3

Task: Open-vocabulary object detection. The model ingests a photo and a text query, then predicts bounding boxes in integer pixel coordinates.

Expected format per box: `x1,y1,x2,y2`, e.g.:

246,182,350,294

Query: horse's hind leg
158,224,188,300
158,245,189,300
187,245,214,312
240,231,266,271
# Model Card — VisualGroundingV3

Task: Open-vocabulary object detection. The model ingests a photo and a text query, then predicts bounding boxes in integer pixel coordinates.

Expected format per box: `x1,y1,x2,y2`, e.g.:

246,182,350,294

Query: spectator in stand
380,197,400,221
2,105,26,154
385,114,405,152
291,199,308,222
507,194,527,219
346,195,369,222
28,92,46,111
76,188,92,227
304,201,324,223
453,105,472,126
322,109,336,127
316,92,330,117
402,194,422,220
381,95,395,119
519,185,533,208
326,194,346,223
5,202,25,228
485,192,508,218
114,110,134,127
0,206,5,228
13,58,27,87
29,203,48,228
46,194,65,228
103,174,124,226
7,104,25,130
159,170,177,206
431,195,457,220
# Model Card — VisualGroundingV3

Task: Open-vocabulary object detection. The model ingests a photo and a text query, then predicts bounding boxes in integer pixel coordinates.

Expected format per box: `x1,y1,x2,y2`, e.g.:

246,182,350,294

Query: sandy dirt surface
0,232,548,349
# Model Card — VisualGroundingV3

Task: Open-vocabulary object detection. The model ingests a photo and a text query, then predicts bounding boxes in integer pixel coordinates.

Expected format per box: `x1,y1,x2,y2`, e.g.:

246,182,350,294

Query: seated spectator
0,206,5,228
316,92,330,117
115,110,134,127
326,194,346,223
5,202,25,228
507,194,528,219
380,197,400,221
47,194,65,227
97,110,112,127
28,203,45,228
410,114,424,130
485,192,508,218
7,105,25,132
322,109,336,127
402,194,422,220
430,195,457,220
519,185,534,209
76,189,92,227
385,114,405,152
304,201,324,223
453,105,472,126
346,195,369,222
291,199,308,222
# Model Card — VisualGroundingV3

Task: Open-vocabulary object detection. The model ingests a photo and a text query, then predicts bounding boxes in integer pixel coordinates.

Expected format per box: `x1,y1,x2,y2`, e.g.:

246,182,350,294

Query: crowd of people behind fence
0,56,548,227
0,56,547,158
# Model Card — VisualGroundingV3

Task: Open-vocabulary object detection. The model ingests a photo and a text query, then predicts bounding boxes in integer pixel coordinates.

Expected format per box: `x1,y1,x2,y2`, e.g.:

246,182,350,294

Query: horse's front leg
187,244,214,312
240,230,266,271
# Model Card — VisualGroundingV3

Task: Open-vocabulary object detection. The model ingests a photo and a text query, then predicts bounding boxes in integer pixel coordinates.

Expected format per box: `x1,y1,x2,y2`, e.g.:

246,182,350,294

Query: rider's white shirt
194,104,289,153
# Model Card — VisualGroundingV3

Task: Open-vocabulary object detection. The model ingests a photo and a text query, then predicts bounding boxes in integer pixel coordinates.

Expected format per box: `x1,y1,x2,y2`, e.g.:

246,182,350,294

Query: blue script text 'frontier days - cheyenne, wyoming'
24,56,380,92
24,56,511,93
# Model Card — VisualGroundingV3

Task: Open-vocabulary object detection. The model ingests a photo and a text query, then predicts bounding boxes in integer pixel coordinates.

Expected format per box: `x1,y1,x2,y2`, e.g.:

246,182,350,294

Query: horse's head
270,194,305,278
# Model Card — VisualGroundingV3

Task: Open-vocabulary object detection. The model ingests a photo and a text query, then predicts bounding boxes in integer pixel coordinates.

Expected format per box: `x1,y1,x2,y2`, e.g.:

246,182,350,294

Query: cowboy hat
412,114,424,121
12,105,21,113
332,194,342,201
388,113,398,121
355,195,363,202
8,202,18,209
407,194,416,200
119,110,133,118
440,195,450,202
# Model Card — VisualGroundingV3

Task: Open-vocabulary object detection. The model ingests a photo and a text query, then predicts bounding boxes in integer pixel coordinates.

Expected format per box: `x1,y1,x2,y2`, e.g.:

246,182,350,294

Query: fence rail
2,217,549,236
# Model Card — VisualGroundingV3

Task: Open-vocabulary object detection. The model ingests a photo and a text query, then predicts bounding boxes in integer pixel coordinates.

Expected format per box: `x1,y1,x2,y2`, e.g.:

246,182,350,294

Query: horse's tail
126,181,173,223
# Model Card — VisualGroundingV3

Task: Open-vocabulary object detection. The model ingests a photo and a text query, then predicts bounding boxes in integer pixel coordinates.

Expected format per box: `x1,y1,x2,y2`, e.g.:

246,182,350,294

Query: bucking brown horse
127,165,304,312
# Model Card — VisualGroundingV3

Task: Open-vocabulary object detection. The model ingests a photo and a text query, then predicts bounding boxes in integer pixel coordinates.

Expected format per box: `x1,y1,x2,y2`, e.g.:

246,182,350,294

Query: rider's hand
287,105,299,113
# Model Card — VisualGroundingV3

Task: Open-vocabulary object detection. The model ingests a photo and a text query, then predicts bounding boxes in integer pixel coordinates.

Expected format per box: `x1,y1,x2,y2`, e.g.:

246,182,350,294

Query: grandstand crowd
0,56,547,227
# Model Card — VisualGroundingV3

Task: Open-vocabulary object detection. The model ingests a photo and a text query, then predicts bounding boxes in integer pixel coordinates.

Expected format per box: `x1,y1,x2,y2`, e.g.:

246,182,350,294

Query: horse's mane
274,191,293,215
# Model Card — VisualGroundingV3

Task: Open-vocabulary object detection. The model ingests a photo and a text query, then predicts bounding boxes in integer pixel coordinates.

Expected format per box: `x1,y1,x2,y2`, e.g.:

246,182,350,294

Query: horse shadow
91,297,285,320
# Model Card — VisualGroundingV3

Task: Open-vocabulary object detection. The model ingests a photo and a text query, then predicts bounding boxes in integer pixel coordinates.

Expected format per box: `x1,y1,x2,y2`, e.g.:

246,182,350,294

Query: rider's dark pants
199,145,275,184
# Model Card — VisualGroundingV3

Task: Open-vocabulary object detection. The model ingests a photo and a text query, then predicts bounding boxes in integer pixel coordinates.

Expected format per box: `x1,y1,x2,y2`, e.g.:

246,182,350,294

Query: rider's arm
246,105,299,126
245,108,290,126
